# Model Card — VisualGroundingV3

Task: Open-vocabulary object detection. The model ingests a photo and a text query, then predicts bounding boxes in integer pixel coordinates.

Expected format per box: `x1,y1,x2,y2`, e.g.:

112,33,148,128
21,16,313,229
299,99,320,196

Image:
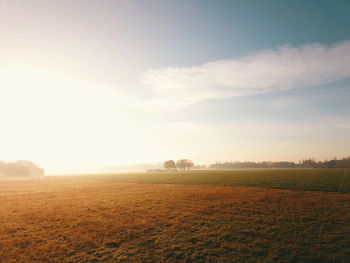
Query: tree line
163,157,350,171
208,157,350,169
0,160,44,177
164,159,194,171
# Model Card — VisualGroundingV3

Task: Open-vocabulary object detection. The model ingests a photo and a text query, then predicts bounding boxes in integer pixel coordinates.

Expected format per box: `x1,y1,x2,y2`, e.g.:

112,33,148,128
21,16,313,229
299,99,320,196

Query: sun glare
0,69,147,173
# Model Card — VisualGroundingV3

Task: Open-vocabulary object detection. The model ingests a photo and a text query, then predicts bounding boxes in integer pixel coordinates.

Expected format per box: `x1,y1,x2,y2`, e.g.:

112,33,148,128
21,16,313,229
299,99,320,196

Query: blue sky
0,0,349,173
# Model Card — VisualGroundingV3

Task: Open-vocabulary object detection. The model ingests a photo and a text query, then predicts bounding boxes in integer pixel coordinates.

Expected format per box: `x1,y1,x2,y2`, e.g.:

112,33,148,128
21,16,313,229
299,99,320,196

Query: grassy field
86,168,350,192
1,170,350,263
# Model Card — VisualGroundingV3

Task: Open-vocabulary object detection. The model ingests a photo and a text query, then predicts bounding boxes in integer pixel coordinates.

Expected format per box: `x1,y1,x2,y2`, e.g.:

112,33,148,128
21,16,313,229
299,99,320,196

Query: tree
164,160,176,171
185,160,194,170
0,160,44,177
176,159,194,171
176,159,186,171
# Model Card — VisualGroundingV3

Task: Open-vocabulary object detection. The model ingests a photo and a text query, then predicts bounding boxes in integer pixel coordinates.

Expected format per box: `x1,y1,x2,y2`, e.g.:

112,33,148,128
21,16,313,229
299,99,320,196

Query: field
88,168,350,192
1,169,350,262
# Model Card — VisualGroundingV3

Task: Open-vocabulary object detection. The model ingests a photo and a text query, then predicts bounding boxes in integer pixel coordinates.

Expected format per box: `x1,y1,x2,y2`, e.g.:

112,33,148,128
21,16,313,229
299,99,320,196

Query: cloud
142,40,350,109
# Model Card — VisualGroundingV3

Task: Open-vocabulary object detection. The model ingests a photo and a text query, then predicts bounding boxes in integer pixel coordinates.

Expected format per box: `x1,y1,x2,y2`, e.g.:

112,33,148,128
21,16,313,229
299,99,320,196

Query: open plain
1,170,350,262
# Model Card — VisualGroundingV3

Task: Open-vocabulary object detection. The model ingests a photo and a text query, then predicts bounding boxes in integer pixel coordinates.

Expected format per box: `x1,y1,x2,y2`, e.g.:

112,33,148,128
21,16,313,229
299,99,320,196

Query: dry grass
1,177,350,262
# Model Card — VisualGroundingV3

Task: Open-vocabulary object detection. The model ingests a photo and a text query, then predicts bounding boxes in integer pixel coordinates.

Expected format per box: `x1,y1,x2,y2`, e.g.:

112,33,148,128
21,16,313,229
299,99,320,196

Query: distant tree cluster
164,159,194,171
209,161,296,169
208,157,350,169
0,160,44,178
298,157,350,168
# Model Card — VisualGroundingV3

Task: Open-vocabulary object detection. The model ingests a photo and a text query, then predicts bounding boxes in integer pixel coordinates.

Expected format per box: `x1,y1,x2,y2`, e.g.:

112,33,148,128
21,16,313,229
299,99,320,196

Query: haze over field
1,0,350,174
2,2,350,262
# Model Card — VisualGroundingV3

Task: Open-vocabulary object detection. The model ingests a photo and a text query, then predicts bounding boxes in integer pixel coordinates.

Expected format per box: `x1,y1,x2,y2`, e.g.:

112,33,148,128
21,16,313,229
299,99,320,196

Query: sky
0,0,350,174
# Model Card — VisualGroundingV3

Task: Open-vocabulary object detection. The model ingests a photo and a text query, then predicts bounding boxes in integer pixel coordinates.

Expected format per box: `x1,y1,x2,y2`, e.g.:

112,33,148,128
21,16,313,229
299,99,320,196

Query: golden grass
1,177,350,262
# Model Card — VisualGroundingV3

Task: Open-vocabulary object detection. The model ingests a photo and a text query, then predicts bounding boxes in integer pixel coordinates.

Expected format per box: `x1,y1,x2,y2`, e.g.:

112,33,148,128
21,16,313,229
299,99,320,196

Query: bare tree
185,160,194,171
164,160,176,171
176,159,186,171
176,159,194,171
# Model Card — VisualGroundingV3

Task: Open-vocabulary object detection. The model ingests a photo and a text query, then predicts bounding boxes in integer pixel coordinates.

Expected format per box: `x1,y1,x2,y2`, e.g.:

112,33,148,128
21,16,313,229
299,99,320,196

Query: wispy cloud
142,40,350,109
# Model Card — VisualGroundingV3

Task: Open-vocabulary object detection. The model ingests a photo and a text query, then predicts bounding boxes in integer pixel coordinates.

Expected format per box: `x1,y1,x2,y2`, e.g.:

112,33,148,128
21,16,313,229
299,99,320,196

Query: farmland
88,168,350,193
1,169,350,262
